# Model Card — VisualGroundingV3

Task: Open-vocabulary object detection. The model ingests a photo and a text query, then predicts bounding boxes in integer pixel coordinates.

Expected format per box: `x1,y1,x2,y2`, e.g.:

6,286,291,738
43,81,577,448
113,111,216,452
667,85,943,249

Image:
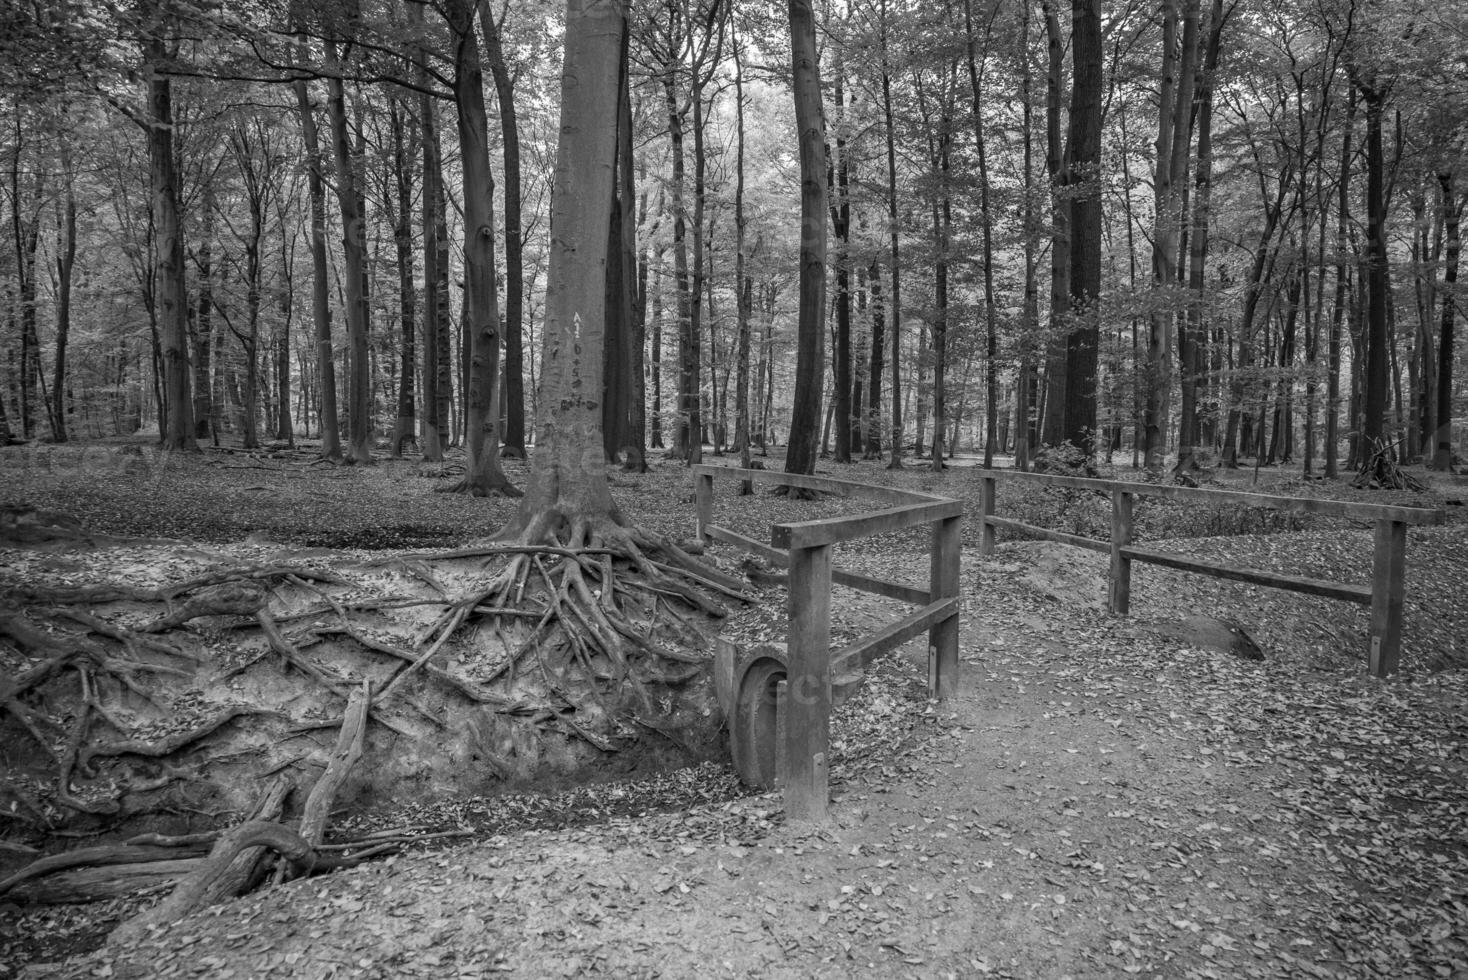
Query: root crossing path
19,544,1468,979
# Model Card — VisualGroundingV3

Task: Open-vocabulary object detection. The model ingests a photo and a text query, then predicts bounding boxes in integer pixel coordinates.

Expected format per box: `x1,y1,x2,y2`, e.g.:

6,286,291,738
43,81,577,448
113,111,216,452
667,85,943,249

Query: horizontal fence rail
976,469,1444,677
694,465,963,822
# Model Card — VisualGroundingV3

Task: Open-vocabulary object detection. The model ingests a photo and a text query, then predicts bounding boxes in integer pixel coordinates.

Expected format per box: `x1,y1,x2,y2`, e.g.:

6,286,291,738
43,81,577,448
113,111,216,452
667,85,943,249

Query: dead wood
0,842,212,899
192,778,292,910
8,858,204,905
109,820,315,944
298,680,370,846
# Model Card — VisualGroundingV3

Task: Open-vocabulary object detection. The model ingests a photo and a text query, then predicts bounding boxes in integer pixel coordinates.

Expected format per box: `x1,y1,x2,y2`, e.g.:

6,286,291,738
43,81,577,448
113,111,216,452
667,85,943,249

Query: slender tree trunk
963,0,1000,468
830,67,853,465
880,0,903,469
51,142,77,442
1040,0,1070,449
784,0,828,478
1178,0,1225,472
293,72,341,461
1432,172,1460,470
323,44,371,463
386,102,417,457
734,35,753,487
445,0,517,495
866,260,884,459
483,5,527,459
1359,84,1389,451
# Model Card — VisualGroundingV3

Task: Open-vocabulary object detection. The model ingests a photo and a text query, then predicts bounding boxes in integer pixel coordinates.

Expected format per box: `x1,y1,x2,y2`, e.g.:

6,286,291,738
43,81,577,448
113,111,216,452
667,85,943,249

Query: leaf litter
2,446,1467,978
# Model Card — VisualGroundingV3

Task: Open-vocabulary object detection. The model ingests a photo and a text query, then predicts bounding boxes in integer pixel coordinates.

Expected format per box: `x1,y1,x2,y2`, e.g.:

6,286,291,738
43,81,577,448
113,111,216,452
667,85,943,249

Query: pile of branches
1352,438,1428,492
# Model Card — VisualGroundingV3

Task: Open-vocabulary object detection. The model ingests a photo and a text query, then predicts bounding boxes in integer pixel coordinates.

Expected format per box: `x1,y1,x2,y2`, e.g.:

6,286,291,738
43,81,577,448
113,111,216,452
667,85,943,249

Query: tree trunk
505,0,625,530
443,0,517,496
880,0,903,469
390,101,416,457
323,45,371,464
1040,0,1070,450
293,72,341,462
51,141,77,443
483,5,527,460
602,17,638,465
144,38,195,451
663,62,696,463
963,0,1000,468
785,0,827,478
1177,0,1225,472
830,69,853,465
1062,0,1102,456
734,36,754,485
1433,170,1460,471
866,260,884,459
1359,84,1389,452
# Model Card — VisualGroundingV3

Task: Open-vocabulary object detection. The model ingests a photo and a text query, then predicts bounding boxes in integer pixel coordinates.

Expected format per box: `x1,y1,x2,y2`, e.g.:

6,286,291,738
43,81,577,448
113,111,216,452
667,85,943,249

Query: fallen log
7,859,203,905
0,843,212,900
108,821,314,944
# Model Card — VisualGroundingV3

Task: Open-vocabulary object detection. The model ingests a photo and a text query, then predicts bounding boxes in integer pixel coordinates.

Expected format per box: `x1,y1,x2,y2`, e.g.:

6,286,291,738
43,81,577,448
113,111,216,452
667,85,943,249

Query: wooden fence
693,465,963,822
976,469,1445,676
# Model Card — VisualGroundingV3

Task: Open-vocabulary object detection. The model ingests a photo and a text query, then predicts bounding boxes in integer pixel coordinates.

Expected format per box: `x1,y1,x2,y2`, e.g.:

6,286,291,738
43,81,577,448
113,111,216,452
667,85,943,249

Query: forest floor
2,439,1467,979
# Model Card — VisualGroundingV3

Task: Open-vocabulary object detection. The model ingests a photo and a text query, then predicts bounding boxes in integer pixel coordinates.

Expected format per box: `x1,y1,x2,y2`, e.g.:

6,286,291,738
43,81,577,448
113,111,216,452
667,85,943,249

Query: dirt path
16,539,1467,980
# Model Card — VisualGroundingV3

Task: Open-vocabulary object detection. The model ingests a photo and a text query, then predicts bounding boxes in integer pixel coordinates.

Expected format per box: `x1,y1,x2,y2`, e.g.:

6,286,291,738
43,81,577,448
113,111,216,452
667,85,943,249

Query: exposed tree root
79,706,275,776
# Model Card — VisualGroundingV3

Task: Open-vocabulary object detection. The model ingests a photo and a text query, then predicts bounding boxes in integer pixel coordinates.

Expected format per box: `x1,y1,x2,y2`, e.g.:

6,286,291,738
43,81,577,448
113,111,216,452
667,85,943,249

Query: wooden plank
692,463,943,506
832,596,960,677
1369,520,1407,676
774,498,964,550
694,471,714,543
1120,545,1372,603
1109,490,1133,615
985,516,1111,554
707,525,784,564
707,524,931,606
783,543,832,823
976,468,1445,525
928,516,961,700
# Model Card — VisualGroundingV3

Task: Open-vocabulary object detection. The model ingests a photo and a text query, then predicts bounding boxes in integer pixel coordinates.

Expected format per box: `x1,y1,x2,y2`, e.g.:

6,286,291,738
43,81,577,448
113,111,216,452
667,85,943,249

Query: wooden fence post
929,515,961,700
784,541,832,822
979,475,996,555
1109,490,1133,615
1369,519,1406,677
694,469,714,544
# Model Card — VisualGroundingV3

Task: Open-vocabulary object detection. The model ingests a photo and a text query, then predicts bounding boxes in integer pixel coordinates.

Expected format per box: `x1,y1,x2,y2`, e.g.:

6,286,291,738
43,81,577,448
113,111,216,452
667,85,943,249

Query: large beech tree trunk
784,0,828,478
1062,0,1102,456
1358,83,1389,452
144,38,195,451
504,0,624,531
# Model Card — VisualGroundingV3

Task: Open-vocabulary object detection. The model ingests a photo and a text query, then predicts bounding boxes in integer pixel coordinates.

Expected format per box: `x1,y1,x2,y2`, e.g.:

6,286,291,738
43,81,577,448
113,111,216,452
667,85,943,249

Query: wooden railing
976,469,1445,676
693,465,963,822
